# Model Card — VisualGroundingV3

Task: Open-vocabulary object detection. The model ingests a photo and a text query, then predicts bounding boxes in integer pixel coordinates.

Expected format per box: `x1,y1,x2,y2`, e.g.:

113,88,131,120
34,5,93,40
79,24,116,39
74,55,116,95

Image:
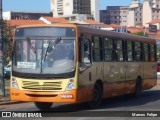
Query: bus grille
22,81,62,91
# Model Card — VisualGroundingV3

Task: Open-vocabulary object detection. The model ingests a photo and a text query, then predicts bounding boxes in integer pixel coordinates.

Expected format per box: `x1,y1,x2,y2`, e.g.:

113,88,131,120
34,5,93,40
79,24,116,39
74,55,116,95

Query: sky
3,0,144,12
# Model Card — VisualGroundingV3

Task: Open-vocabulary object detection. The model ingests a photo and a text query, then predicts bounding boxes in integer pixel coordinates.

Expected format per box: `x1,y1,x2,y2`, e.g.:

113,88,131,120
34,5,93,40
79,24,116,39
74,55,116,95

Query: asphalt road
1,80,160,119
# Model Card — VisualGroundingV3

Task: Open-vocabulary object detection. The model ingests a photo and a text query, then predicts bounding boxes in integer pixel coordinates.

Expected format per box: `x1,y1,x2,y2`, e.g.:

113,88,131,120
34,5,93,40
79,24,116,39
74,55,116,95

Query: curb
0,101,23,105
0,96,24,105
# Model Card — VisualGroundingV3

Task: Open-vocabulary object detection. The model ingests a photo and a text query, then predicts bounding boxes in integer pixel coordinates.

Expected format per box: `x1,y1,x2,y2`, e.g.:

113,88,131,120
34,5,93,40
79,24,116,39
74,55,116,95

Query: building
40,16,69,24
127,0,142,27
100,0,142,27
83,19,104,29
100,6,129,26
3,11,52,20
143,0,160,26
100,0,160,27
100,10,110,24
101,24,128,33
51,0,100,21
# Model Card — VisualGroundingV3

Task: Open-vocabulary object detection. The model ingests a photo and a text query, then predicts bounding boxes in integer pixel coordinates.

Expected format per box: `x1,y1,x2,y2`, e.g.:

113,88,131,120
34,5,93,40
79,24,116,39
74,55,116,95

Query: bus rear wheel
88,84,102,108
34,102,53,111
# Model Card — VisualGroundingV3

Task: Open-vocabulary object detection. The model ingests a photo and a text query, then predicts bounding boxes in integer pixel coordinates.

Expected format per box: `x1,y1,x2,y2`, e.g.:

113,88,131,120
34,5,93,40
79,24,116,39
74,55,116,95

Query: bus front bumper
10,88,77,103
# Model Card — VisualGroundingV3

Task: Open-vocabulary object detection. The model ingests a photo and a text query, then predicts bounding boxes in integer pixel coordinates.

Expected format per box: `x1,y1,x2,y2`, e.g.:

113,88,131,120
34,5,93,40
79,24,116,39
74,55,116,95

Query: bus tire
134,77,142,98
88,83,102,108
34,102,53,110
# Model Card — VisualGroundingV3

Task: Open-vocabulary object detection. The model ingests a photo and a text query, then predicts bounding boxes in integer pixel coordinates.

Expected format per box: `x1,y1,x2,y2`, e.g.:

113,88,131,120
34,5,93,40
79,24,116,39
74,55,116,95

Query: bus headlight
66,79,74,91
12,77,19,89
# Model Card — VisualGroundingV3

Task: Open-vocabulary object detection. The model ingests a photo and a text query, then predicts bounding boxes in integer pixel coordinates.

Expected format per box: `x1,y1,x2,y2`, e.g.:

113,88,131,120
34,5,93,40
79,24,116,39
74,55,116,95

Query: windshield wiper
43,37,61,62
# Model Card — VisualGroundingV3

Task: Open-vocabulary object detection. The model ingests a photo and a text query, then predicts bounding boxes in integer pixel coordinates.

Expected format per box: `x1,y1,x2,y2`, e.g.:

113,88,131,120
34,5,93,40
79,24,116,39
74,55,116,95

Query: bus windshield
12,37,76,77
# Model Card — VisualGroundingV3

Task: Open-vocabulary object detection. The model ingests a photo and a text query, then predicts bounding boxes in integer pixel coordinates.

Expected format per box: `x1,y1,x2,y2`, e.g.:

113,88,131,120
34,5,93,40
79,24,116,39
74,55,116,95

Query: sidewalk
0,89,22,105
0,80,22,105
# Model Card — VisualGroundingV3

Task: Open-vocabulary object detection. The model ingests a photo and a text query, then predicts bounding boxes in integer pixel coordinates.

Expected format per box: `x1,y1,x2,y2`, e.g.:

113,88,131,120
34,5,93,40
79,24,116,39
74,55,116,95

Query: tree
134,32,145,36
1,20,13,66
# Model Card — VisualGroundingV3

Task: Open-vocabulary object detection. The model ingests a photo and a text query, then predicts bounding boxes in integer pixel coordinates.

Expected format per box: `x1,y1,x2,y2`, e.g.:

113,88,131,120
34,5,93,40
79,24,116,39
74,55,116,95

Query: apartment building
127,0,142,27
100,0,142,27
51,0,100,21
100,6,129,26
143,0,160,26
100,0,160,27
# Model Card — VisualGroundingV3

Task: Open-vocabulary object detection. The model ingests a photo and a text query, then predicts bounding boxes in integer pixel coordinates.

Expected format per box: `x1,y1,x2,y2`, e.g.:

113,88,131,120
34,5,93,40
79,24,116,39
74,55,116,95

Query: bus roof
16,23,156,45
77,25,156,45
15,23,78,29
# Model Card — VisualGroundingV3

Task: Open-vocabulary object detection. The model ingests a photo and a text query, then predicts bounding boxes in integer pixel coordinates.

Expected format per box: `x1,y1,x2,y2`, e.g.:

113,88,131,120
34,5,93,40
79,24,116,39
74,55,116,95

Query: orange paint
10,88,77,103
76,85,93,103
103,82,126,98
142,78,157,90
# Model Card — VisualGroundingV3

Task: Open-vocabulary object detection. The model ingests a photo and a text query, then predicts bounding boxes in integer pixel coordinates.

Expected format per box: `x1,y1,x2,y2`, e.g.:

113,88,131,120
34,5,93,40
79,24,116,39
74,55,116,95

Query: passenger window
154,45,157,61
92,37,102,61
127,41,133,61
144,43,149,61
104,38,114,61
135,42,142,61
80,38,91,66
104,38,113,49
115,40,124,61
150,44,156,62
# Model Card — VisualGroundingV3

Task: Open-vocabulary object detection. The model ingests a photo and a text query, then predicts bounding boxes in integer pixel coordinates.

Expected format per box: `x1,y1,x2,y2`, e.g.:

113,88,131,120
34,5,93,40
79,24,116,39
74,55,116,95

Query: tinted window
144,43,149,61
127,41,133,61
92,37,102,61
115,40,124,62
104,38,114,61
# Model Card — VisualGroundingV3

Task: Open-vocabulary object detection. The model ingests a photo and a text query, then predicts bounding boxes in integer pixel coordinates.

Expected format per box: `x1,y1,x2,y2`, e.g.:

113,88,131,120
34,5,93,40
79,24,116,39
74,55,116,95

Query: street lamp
0,0,4,96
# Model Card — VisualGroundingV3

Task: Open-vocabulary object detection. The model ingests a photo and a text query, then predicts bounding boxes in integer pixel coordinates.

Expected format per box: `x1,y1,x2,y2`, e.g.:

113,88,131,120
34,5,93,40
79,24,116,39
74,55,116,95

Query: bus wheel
34,102,53,111
134,78,142,98
88,84,102,108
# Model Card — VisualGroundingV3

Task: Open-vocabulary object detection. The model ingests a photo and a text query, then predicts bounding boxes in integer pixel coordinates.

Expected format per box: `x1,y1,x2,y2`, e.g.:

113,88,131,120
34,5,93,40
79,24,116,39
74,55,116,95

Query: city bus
11,24,157,110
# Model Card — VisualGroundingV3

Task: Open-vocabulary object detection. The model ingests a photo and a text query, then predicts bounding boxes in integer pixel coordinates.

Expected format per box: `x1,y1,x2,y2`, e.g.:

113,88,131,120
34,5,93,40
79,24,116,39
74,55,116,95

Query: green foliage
157,46,160,60
0,20,13,66
134,32,144,36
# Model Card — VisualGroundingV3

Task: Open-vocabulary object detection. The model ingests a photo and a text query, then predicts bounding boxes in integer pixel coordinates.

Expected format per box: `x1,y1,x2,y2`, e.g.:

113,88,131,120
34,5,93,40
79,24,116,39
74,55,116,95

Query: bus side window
127,41,133,62
135,42,142,61
150,44,156,62
144,43,149,62
92,37,103,61
80,37,91,69
104,38,113,61
154,45,157,61
83,39,91,64
115,40,124,62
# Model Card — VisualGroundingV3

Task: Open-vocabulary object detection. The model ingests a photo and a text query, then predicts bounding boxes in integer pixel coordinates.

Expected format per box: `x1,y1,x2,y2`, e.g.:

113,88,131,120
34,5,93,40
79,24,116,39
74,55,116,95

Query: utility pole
0,0,4,96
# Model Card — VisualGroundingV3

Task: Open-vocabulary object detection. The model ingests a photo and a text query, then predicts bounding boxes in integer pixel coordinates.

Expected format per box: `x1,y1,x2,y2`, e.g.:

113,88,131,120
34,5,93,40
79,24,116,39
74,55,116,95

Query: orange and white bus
11,24,157,110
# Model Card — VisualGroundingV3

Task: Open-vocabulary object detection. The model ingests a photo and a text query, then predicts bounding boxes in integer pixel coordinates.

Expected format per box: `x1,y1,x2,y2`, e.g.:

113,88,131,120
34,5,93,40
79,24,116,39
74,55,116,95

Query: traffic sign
149,24,157,33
